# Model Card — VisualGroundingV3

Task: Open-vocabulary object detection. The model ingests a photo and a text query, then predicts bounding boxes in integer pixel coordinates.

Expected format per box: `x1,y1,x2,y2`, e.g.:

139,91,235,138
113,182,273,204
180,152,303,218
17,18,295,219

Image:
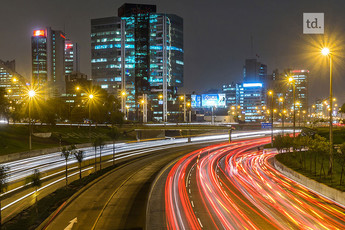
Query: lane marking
197,218,203,228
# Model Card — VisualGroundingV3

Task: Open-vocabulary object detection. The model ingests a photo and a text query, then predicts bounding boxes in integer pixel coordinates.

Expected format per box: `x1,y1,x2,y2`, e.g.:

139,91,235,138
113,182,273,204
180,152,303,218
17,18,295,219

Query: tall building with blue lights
91,3,183,120
241,58,268,122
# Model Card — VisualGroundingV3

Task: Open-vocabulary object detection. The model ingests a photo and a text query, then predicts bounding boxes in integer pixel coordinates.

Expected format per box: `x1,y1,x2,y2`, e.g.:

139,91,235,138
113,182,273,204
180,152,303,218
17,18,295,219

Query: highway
3,130,284,224
36,130,288,229
43,141,224,230
158,137,345,229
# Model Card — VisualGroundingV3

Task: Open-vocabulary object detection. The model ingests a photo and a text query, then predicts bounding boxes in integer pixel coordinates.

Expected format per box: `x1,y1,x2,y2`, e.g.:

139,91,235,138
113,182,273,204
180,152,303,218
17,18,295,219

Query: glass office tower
91,3,183,120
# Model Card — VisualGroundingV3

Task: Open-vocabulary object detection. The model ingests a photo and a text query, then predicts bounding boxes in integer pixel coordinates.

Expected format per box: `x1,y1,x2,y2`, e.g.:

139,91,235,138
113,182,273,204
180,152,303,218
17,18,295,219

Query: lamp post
321,47,334,175
159,94,163,122
141,94,147,123
121,91,126,119
180,95,186,122
279,97,284,136
88,94,94,143
28,90,36,151
296,101,301,127
288,77,296,138
268,90,274,147
125,105,130,120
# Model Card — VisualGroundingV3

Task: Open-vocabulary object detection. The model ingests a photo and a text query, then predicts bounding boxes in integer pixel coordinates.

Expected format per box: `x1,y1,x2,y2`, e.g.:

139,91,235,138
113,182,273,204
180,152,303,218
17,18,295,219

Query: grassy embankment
276,127,345,192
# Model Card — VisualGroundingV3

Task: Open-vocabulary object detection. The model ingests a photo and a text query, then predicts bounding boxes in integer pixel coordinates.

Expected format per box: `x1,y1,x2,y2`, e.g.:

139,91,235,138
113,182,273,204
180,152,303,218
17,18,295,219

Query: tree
340,103,345,117
309,135,329,177
337,143,345,185
107,127,121,165
273,135,284,153
0,165,9,228
25,169,42,214
61,145,76,186
74,150,85,179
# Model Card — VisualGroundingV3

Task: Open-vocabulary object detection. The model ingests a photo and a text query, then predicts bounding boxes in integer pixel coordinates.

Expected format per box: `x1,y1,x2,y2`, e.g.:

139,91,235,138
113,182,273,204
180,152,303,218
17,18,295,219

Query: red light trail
165,137,345,229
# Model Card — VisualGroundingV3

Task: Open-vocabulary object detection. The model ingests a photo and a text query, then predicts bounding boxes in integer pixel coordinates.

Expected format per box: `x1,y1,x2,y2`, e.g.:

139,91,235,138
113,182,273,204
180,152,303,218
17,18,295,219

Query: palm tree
61,145,76,186
107,127,120,165
26,169,41,214
74,150,85,179
0,165,9,228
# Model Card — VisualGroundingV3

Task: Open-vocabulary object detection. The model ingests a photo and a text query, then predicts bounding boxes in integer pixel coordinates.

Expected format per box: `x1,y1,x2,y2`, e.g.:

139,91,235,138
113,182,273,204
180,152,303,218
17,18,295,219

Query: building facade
0,60,27,117
91,3,183,121
65,40,80,76
31,28,66,96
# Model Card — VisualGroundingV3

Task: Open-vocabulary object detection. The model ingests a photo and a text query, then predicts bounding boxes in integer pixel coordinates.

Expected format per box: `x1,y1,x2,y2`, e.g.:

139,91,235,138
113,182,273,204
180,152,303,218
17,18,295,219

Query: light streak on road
165,137,345,229
3,130,283,218
5,130,286,184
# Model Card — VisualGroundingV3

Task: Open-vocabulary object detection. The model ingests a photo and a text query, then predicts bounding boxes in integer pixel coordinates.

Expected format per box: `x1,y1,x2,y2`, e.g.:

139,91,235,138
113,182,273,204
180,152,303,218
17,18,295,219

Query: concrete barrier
273,157,345,207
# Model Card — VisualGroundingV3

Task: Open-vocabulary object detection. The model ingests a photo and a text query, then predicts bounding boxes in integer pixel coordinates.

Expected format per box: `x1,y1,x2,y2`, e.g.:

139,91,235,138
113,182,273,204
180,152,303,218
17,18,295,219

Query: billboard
201,94,226,108
191,95,201,108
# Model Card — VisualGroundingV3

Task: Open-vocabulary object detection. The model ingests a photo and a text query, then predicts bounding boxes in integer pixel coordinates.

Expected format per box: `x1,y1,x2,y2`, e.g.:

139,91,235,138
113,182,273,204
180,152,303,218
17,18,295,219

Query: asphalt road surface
150,137,345,229
44,141,222,230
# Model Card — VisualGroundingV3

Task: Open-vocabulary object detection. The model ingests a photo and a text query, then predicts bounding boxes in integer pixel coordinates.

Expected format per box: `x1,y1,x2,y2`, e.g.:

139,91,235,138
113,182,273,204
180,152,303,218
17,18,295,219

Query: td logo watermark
303,13,324,34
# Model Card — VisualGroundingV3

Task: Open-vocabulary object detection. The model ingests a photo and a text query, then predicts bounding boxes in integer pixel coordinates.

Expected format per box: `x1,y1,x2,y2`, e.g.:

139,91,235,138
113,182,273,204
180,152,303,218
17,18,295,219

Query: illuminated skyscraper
287,69,309,112
65,40,80,76
0,59,26,103
91,3,183,120
31,28,66,96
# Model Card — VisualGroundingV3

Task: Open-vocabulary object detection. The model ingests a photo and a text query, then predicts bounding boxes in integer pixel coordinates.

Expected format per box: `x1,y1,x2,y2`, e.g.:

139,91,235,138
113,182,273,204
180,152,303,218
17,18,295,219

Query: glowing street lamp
288,76,296,137
321,47,330,56
180,94,187,122
28,89,37,151
88,94,94,143
296,101,301,126
268,90,274,146
29,90,36,98
120,91,127,119
321,47,334,175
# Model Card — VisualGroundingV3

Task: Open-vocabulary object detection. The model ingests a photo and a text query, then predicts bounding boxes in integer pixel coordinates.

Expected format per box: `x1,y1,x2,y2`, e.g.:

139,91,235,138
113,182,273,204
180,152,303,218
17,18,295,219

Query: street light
179,94,187,122
268,90,274,147
125,105,130,120
140,98,147,123
187,102,191,123
296,101,301,127
321,47,334,175
120,91,126,117
158,94,163,121
88,94,94,143
28,90,36,151
288,76,296,137
279,97,285,136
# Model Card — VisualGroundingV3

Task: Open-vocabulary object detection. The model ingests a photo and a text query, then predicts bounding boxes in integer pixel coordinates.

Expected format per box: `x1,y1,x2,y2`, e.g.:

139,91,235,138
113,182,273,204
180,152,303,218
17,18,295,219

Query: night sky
1,0,345,105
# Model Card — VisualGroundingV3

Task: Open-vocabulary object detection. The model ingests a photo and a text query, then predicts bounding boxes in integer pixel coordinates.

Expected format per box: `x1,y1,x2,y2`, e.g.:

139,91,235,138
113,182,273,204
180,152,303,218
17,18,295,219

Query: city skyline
1,0,345,103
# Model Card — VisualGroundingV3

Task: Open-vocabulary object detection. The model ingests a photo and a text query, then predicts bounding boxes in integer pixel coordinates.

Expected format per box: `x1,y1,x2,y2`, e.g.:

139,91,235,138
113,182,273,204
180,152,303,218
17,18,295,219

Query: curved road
158,137,345,229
